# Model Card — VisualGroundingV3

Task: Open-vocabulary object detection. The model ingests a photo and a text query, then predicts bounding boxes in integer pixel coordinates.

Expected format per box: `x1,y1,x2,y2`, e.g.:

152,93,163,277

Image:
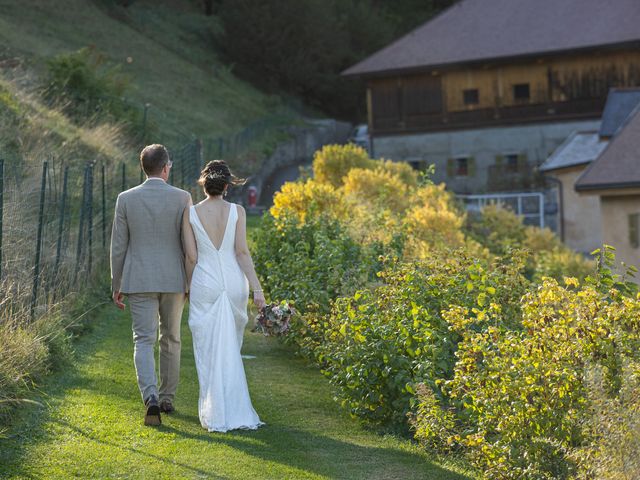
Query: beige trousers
128,292,185,403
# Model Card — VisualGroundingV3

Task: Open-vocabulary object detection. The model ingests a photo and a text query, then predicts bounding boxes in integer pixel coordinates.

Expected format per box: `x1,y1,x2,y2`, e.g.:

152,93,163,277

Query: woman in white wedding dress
182,160,266,432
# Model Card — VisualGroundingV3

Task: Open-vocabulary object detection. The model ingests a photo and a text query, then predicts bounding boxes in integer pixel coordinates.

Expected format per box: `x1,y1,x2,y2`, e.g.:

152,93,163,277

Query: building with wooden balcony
343,0,640,195
540,88,640,254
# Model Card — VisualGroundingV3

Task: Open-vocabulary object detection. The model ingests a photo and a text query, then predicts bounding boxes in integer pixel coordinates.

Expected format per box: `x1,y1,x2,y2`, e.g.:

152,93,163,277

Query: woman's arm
234,205,266,309
181,199,197,290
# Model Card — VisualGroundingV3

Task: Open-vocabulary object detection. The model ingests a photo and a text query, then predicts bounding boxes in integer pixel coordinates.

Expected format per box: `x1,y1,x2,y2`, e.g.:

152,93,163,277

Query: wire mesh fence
0,138,203,324
202,111,293,162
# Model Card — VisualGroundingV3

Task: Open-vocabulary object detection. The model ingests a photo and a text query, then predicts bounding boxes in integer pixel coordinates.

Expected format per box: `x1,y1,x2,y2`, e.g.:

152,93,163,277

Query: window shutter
517,153,528,173
468,157,476,177
495,155,504,167
447,158,455,177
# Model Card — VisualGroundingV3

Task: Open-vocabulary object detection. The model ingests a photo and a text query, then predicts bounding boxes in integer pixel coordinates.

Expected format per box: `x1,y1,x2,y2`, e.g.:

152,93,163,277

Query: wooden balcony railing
373,98,605,135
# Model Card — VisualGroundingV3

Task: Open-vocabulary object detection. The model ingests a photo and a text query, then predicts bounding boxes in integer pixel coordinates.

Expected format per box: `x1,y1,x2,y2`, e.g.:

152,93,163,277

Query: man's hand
113,291,126,310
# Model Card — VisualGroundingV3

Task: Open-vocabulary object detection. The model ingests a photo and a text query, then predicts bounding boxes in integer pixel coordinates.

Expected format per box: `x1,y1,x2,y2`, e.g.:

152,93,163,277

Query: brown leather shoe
144,396,162,426
159,399,175,414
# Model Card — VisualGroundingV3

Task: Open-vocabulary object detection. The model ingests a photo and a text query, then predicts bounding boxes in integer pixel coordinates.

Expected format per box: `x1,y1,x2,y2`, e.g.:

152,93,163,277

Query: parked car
348,124,370,154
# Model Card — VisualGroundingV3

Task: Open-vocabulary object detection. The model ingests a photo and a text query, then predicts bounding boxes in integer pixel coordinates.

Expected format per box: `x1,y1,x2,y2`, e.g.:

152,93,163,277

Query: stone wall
233,119,351,206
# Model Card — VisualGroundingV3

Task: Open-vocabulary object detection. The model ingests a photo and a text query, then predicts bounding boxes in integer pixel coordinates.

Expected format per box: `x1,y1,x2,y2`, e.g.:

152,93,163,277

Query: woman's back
191,200,236,255
192,200,233,252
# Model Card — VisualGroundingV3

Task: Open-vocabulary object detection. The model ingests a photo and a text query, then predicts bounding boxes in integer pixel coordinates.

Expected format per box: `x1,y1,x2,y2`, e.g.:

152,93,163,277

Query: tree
217,0,454,119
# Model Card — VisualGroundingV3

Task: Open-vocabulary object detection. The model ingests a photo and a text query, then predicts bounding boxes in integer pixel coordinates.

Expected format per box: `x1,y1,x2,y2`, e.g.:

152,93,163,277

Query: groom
110,144,192,426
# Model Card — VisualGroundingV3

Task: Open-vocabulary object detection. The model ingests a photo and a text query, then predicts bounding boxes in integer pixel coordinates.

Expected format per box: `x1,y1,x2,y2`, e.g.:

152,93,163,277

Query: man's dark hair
140,144,170,175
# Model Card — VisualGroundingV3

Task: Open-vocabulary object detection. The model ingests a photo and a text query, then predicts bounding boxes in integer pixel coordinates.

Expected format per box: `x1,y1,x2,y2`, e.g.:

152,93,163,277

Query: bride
182,160,265,432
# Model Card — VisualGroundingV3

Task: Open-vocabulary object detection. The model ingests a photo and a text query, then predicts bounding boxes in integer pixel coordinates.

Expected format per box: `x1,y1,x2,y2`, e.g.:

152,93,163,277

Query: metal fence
458,192,547,228
0,138,202,322
202,111,292,161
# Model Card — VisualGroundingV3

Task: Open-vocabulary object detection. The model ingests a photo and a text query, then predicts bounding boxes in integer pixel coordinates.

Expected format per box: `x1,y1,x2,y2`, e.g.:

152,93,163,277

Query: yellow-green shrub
403,184,466,258
312,143,374,187
270,178,346,225
465,204,526,256
411,251,640,479
570,362,640,480
343,167,410,214
375,159,419,188
312,251,529,428
467,204,594,282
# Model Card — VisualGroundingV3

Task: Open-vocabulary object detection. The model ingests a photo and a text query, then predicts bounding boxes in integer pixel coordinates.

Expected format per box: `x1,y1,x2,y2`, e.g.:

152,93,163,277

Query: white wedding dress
188,203,264,432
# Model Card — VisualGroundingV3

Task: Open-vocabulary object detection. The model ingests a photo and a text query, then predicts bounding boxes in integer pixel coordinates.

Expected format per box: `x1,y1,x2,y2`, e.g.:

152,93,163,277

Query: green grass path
0,305,473,479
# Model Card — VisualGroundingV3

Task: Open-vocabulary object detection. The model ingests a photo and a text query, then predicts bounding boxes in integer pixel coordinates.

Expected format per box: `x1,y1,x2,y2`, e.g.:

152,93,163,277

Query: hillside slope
0,0,296,147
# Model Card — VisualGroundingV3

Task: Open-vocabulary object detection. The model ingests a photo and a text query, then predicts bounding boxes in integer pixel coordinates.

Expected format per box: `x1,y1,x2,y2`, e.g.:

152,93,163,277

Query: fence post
54,166,69,278
87,164,94,275
0,158,3,281
31,161,48,320
141,103,149,145
121,162,126,192
180,149,185,189
74,166,88,284
101,163,106,249
196,139,204,180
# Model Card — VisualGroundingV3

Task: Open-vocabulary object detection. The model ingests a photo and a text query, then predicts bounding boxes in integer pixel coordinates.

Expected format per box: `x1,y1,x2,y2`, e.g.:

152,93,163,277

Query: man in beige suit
110,144,192,426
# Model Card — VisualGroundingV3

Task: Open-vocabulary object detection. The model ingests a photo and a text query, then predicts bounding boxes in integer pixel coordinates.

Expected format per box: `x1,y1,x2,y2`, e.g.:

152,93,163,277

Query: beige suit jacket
110,178,191,294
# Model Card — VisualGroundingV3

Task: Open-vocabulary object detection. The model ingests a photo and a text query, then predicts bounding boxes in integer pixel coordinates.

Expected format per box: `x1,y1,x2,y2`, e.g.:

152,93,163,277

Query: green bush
411,248,640,479
253,213,376,314
257,143,623,478
466,205,594,282
570,361,640,480
44,47,144,131
313,250,529,429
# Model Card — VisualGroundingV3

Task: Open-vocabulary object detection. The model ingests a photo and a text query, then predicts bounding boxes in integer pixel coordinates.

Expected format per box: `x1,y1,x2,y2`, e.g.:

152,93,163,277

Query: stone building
575,105,640,273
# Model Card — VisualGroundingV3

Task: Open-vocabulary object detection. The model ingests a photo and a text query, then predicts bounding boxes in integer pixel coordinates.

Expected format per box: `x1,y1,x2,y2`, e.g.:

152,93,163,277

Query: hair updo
198,160,245,197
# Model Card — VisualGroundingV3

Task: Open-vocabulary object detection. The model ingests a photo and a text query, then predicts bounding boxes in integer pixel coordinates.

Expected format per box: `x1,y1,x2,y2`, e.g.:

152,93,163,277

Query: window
447,157,475,177
505,154,519,173
513,83,530,102
408,160,427,171
463,89,479,105
629,213,640,248
456,157,469,176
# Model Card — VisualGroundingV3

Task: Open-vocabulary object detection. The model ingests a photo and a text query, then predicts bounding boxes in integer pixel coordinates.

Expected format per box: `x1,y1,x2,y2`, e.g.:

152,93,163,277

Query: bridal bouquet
253,301,295,336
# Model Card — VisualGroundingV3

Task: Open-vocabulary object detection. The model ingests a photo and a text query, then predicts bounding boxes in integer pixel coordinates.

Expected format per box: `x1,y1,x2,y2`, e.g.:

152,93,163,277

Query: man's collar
145,176,166,183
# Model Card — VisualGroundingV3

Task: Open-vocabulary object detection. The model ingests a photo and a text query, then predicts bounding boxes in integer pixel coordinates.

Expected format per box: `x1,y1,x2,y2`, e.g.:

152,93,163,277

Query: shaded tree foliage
217,0,453,119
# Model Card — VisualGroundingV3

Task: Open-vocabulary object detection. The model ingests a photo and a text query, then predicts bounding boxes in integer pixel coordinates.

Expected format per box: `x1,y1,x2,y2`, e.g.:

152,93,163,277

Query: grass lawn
0,302,474,479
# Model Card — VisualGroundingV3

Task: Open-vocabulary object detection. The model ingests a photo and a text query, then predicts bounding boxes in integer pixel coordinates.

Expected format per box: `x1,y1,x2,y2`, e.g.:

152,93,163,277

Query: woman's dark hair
198,160,245,196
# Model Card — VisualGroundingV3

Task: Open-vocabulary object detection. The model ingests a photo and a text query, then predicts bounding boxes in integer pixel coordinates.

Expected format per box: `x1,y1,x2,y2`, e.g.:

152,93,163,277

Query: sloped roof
344,0,640,77
540,132,607,172
576,106,640,191
598,88,640,137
